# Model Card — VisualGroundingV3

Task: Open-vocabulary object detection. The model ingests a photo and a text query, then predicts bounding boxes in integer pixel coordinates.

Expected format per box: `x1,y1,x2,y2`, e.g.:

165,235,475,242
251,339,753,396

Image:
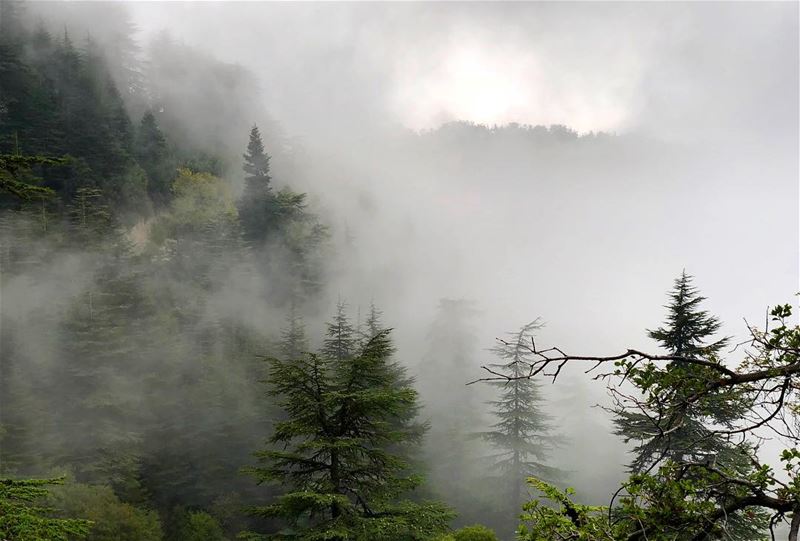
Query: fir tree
244,323,452,540
614,271,767,539
135,110,171,204
321,300,357,361
279,301,308,361
0,477,91,541
614,272,734,471
237,124,277,245
648,271,727,358
243,125,271,191
362,302,383,343
477,320,562,526
418,299,486,527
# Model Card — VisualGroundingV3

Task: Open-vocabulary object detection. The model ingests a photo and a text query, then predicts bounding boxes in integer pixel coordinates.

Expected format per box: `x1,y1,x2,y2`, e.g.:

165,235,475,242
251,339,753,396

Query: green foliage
0,6,328,540
451,524,499,541
47,482,162,541
168,508,226,541
244,310,452,540
322,300,357,361
477,320,563,526
135,111,173,204
522,302,800,540
238,124,274,245
170,167,237,227
647,271,728,357
419,299,486,528
67,187,121,249
613,272,767,538
0,477,91,541
242,125,271,191
279,301,309,360
518,478,611,541
234,125,328,298
0,153,62,200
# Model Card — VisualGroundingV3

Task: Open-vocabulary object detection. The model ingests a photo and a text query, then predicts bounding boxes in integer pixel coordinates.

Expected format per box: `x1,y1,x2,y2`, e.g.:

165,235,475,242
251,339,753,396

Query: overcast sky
123,0,800,378
128,1,798,145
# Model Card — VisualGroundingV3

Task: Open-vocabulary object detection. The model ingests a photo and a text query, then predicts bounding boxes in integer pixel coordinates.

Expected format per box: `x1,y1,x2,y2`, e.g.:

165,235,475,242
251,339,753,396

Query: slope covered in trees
1,2,796,541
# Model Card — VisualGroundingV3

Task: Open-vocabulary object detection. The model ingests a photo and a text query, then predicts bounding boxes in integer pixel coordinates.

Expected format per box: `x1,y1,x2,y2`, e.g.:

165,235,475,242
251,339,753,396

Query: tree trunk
789,509,800,541
330,449,341,518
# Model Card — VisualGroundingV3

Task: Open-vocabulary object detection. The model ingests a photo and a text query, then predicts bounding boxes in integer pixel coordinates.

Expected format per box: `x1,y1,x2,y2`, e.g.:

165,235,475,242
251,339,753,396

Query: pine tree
614,272,733,471
135,110,171,204
362,302,383,343
614,271,767,539
321,300,357,361
418,299,486,527
0,3,47,155
279,301,308,360
237,124,277,245
244,322,452,540
0,477,91,541
477,320,562,528
243,125,271,192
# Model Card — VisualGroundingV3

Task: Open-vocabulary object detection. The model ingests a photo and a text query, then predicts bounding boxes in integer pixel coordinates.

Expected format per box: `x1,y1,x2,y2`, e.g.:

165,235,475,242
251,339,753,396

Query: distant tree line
2,1,796,540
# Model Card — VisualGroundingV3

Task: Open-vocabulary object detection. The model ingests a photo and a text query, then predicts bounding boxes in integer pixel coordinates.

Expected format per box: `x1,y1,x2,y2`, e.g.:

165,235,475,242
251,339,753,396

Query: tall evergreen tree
361,302,383,343
279,301,308,361
614,271,767,539
321,300,357,361
238,124,282,246
417,299,488,529
135,110,171,204
477,320,562,530
244,322,452,540
614,272,733,471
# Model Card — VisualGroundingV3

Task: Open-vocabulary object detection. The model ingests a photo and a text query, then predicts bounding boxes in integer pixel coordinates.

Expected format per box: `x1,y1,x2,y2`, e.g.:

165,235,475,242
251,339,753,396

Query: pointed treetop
363,302,384,341
279,300,308,360
647,270,728,357
242,124,270,188
321,300,356,361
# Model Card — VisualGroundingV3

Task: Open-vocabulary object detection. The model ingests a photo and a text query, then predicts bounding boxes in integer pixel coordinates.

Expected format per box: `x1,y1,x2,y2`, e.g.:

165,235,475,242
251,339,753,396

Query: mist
1,1,798,540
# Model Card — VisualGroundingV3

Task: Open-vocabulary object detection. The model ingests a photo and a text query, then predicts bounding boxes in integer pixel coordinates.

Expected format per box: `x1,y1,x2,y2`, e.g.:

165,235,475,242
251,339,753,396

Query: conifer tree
321,300,357,361
243,125,271,192
244,321,452,540
135,110,171,204
237,124,277,245
614,271,767,539
362,302,383,342
0,477,91,541
477,320,562,526
279,301,308,360
614,272,734,471
418,299,486,526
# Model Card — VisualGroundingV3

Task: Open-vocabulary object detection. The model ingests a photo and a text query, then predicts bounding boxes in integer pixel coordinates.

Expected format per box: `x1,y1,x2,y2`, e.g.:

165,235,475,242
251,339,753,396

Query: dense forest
1,1,799,540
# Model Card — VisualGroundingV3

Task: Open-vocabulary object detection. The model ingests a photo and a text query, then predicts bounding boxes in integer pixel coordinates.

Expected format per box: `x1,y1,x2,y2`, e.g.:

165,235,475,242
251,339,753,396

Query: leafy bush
47,483,163,541
170,508,226,541
453,525,499,541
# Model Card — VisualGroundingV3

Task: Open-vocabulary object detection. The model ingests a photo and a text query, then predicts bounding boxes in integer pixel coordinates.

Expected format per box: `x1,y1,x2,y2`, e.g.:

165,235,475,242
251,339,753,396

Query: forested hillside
0,2,330,538
1,1,799,541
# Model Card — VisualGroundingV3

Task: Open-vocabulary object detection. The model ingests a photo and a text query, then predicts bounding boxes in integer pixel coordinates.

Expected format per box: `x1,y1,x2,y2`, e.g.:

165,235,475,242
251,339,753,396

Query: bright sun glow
392,41,636,133
393,44,539,129
437,48,531,125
